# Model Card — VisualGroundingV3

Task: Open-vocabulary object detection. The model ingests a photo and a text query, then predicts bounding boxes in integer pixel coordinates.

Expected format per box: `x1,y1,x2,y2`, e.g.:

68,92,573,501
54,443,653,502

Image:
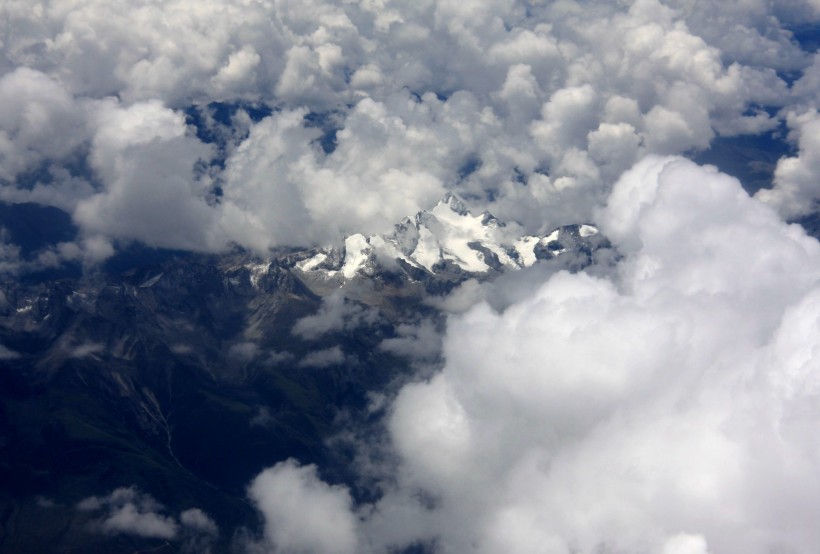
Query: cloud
298,346,347,369
0,225,113,276
180,508,218,535
73,99,223,253
68,342,104,359
662,0,811,71
77,487,178,539
292,291,381,341
756,110,820,219
228,341,260,362
77,487,218,549
0,67,87,181
100,503,178,539
4,1,820,550
1,0,814,256
265,350,296,366
247,459,360,554
361,156,820,554
179,508,219,553
243,157,820,553
0,231,23,275
378,319,442,362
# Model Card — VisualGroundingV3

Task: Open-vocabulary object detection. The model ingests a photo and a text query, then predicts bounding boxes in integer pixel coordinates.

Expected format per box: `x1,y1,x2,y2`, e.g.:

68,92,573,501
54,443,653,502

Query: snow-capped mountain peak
292,194,606,283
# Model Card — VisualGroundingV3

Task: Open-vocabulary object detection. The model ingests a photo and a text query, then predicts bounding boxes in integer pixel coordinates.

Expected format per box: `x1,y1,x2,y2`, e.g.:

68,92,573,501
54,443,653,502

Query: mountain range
0,195,611,553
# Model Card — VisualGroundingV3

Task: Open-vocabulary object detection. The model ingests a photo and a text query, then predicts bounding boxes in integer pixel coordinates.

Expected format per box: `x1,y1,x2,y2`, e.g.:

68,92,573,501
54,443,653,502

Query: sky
4,0,820,553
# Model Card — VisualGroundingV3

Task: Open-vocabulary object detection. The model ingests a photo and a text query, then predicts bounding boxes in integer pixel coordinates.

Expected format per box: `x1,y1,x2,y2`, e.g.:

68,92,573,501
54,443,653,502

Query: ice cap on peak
291,191,606,281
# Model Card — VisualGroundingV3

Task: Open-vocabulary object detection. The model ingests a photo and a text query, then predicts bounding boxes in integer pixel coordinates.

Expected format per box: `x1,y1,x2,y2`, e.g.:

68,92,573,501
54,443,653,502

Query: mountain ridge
287,193,607,285
0,194,612,553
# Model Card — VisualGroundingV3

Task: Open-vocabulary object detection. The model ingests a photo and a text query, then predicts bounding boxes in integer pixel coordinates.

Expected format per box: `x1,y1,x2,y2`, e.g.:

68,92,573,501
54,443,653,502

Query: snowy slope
290,193,606,283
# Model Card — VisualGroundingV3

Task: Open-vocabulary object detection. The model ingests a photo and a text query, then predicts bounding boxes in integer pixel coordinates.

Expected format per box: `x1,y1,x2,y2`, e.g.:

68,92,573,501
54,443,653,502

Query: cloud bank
248,157,820,553
2,1,820,257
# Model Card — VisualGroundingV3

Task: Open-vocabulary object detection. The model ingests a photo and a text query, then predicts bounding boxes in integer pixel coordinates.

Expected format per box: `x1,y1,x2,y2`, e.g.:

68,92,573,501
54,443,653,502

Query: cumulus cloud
77,487,218,549
266,350,296,366
292,291,381,341
663,0,812,71
378,319,442,362
179,508,220,553
228,341,260,362
179,508,218,535
246,157,820,554
247,459,360,554
298,346,347,369
77,487,178,539
0,226,113,276
0,67,86,181
1,0,815,256
68,342,104,359
73,99,223,253
756,110,820,219
4,1,820,551
364,157,820,553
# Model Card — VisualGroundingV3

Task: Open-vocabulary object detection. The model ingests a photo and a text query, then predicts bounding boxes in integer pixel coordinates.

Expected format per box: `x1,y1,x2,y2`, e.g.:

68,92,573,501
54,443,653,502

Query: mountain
0,195,611,553
292,192,607,286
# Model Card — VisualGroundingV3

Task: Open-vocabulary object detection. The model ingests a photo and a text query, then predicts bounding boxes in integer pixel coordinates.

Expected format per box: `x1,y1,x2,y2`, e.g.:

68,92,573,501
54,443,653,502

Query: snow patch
579,224,598,237
514,236,540,267
296,252,328,272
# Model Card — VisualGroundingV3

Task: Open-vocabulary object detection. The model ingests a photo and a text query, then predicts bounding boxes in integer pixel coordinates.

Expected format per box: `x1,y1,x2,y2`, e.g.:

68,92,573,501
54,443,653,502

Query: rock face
0,195,612,553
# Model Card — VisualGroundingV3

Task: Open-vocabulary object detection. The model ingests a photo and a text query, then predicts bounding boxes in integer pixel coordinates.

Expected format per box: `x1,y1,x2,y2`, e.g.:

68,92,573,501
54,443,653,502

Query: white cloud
792,53,820,112
298,346,347,368
378,319,441,362
73,99,223,253
217,108,322,250
101,503,178,539
4,2,820,550
265,350,296,366
179,508,219,554
756,110,820,219
661,534,710,554
228,342,260,362
292,291,380,341
0,67,86,181
77,487,218,548
359,157,820,553
1,0,813,254
68,342,104,359
78,487,178,539
180,508,219,535
247,459,360,554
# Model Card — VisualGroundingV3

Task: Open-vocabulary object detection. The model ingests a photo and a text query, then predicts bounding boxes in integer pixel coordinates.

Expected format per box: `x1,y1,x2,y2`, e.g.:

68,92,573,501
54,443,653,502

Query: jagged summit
291,193,607,283
437,192,470,216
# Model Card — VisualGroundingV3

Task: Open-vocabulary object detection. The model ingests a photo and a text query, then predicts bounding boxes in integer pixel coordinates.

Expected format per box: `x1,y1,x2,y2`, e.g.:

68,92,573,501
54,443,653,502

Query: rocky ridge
282,193,607,287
